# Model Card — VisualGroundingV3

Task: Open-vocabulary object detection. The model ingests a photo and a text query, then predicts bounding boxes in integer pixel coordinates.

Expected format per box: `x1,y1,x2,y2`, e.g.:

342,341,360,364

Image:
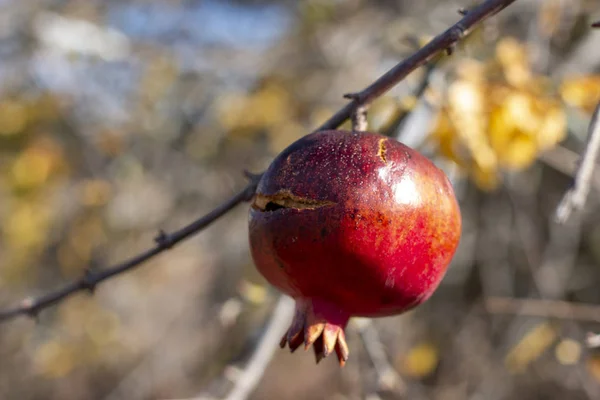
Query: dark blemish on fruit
265,202,285,212
321,227,328,238
253,192,336,212
376,212,390,227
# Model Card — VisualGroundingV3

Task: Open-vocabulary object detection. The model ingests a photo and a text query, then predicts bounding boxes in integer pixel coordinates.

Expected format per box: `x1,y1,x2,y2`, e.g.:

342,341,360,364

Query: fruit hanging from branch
249,130,461,366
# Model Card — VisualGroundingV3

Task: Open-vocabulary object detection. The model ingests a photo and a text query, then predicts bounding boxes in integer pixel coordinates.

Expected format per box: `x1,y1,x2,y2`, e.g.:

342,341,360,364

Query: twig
592,21,600,28
344,93,368,132
316,0,517,132
222,296,295,400
181,297,295,400
353,319,406,394
0,0,518,323
0,175,261,323
485,297,600,323
555,102,600,223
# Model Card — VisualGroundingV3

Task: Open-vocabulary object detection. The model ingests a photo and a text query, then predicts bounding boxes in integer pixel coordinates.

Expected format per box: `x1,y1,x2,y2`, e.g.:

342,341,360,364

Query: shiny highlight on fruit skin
249,130,461,366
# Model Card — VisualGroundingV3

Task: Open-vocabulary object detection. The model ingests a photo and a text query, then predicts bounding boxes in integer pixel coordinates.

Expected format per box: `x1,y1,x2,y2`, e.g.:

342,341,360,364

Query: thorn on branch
22,298,39,321
81,268,97,294
450,24,467,41
243,170,263,186
154,229,174,249
446,43,456,55
457,8,469,16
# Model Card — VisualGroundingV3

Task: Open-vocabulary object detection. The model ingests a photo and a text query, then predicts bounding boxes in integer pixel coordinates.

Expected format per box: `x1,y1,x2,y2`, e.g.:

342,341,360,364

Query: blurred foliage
430,37,599,190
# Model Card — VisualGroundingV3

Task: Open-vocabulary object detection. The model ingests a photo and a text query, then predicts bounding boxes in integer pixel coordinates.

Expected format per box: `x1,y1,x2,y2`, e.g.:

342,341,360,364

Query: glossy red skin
249,130,461,318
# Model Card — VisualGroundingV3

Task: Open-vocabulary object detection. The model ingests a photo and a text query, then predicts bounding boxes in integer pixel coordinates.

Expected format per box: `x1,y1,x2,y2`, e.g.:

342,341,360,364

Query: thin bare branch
0,175,261,323
353,319,406,394
316,0,517,132
555,102,600,223
485,297,600,323
223,296,295,400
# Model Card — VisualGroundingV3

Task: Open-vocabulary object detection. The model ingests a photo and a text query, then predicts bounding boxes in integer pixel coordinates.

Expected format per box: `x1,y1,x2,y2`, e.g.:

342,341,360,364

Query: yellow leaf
10,138,66,190
536,102,566,151
216,81,295,137
0,100,28,136
215,92,251,131
538,0,563,37
35,341,75,378
239,280,268,305
560,75,600,114
489,90,565,170
251,82,293,128
555,339,581,366
498,134,538,170
505,322,557,373
448,79,497,172
471,162,500,191
587,355,600,382
4,202,51,251
495,38,531,88
429,111,467,168
400,342,439,378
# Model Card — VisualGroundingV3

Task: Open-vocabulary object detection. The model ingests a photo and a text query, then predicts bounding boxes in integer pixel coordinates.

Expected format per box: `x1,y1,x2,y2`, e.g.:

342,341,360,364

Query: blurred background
1,0,600,399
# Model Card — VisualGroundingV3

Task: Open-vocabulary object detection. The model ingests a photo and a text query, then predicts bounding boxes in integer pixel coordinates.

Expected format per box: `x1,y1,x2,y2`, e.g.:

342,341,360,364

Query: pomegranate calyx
253,191,336,212
279,298,350,366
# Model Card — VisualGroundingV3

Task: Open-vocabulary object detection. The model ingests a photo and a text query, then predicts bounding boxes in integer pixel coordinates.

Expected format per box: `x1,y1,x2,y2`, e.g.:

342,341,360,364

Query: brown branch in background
555,102,600,223
592,21,600,28
0,175,261,323
0,0,518,324
485,297,600,323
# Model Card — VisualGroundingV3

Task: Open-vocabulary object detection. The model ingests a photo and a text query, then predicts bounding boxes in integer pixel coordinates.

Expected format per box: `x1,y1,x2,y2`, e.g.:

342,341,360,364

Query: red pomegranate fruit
249,130,461,366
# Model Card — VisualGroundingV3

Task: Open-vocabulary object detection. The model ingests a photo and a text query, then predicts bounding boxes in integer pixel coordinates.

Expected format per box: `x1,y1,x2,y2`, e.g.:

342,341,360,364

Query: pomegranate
249,130,461,366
